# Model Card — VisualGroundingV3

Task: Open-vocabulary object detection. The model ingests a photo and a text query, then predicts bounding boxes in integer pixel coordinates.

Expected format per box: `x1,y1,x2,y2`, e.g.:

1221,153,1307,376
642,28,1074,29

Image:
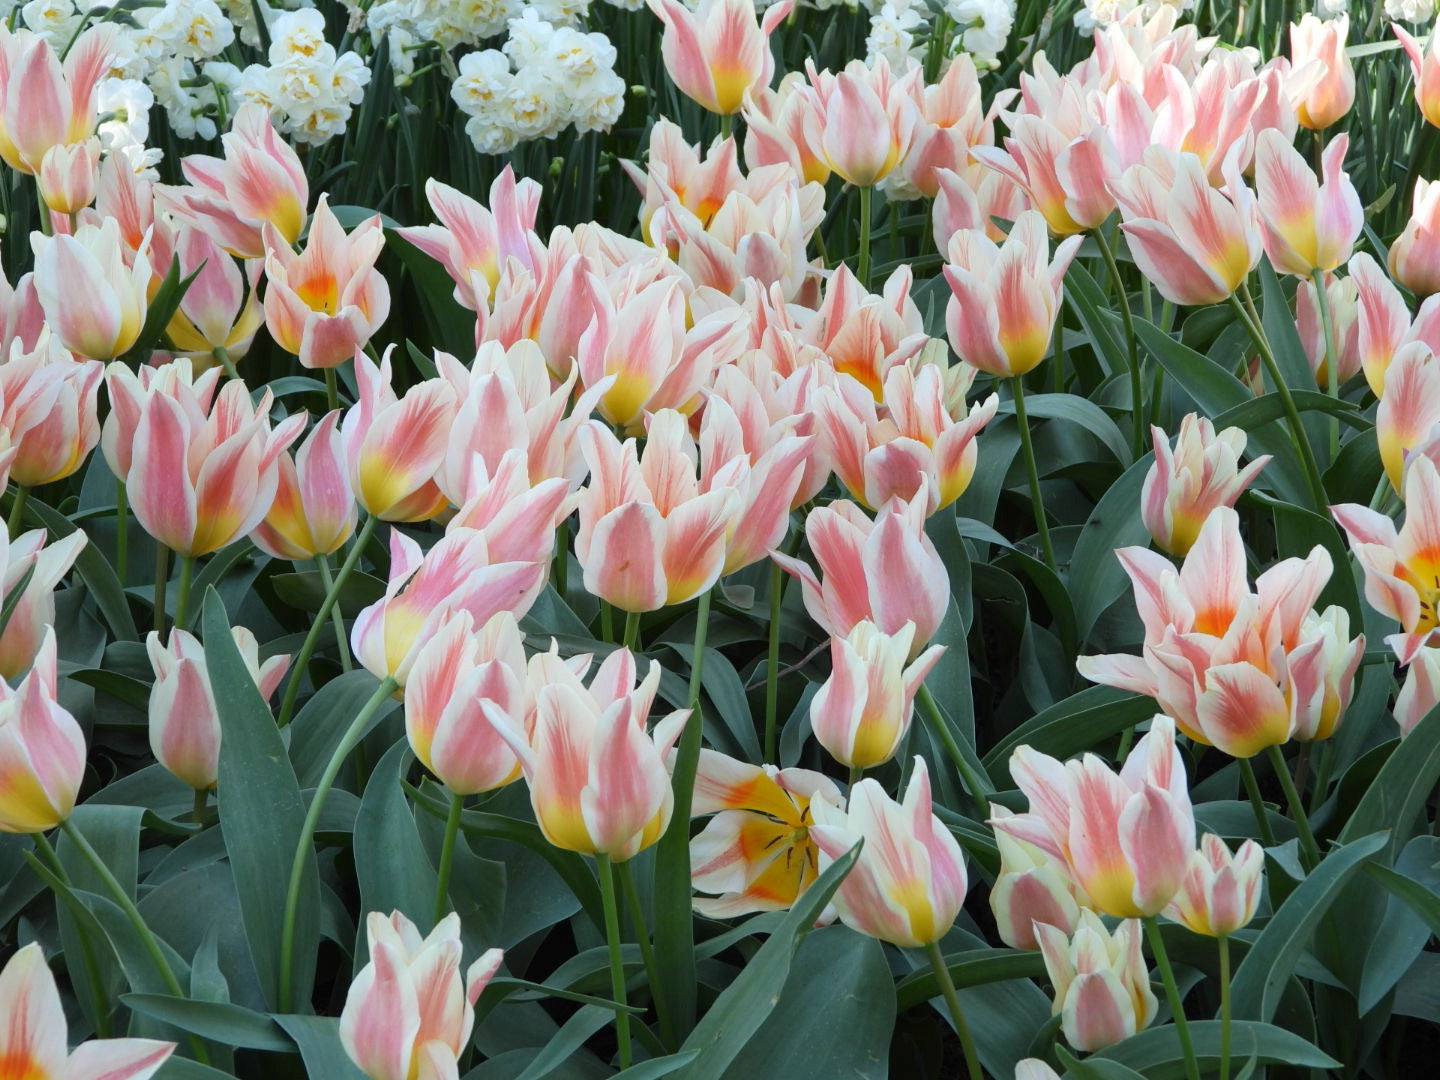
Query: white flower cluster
1073,0,1193,35
864,2,927,71
450,10,625,154
861,0,1016,73
1386,0,1436,22
109,0,236,141
948,0,1015,67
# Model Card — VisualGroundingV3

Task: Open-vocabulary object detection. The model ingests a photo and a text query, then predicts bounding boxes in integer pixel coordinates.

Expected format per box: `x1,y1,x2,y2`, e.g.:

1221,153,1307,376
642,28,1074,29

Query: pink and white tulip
31,217,151,359
1389,177,1440,298
0,630,85,833
800,57,921,188
252,410,357,561
1141,415,1270,557
1290,14,1354,130
1164,833,1264,937
0,529,86,681
648,0,793,116
0,24,116,174
1253,130,1362,277
1036,913,1157,1053
1396,18,1440,130
1395,645,1440,736
989,804,1084,951
0,336,101,487
165,226,265,360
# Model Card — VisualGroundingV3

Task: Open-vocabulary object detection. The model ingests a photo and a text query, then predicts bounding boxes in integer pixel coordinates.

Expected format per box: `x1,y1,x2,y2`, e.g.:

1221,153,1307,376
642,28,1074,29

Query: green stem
1308,740,1336,816
1094,227,1145,459
315,556,352,673
211,346,239,381
1266,744,1321,870
847,764,863,787
925,941,982,1080
596,854,633,1070
1143,916,1200,1080
323,367,339,414
115,479,128,587
33,833,112,1038
1228,293,1328,511
1237,758,1277,847
622,609,642,652
35,178,51,237
60,820,210,1064
617,861,660,1013
278,513,377,727
858,185,873,289
600,600,614,645
554,518,569,600
688,589,711,708
765,558,784,764
193,788,207,826
915,683,990,808
1011,376,1056,571
1219,934,1232,1080
173,555,196,632
433,790,464,926
7,484,28,539
153,545,170,636
277,675,397,1013
1310,269,1341,462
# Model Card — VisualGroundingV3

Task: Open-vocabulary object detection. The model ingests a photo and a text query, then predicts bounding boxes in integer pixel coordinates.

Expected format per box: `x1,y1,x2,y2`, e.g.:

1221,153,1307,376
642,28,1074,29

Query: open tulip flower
801,263,928,398
1350,251,1440,397
1374,342,1440,493
800,56,921,188
1395,15,1440,130
0,23,116,174
166,225,265,361
648,0,793,116
1396,645,1440,736
1142,414,1270,557
1296,273,1360,390
0,334,102,488
251,410,357,560
1290,14,1354,130
1253,130,1362,278
1389,177,1440,298
989,804,1085,951
1036,912,1158,1053
0,528,85,681
31,216,152,360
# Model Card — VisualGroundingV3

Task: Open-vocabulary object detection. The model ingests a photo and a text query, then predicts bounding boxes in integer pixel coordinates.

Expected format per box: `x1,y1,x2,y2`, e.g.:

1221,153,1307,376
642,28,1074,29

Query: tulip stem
915,683,990,808
617,861,659,1003
6,484,28,539
193,788,207,826
153,545,170,636
1010,376,1056,571
1310,269,1342,462
115,480,128,587
554,518,569,600
314,556,352,673
600,600,614,645
1227,293,1328,511
173,555,196,632
323,367,340,414
623,609,642,652
32,833,113,1038
1266,744,1321,871
278,513,378,727
765,558,784,763
689,589,711,708
857,185,873,290
433,790,464,927
1218,934,1233,1080
60,820,211,1065
1143,916,1200,1080
211,346,239,381
1094,227,1145,460
1237,758,1277,847
925,942,982,1080
595,853,633,1070
277,674,397,1014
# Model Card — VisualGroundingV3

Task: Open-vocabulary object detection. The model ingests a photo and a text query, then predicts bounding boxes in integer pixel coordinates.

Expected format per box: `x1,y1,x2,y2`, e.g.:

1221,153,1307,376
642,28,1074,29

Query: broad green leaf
1069,452,1154,647
20,495,137,641
997,392,1132,466
1257,493,1363,627
274,1014,366,1080
289,669,398,788
355,739,438,935
1340,700,1440,855
613,1052,702,1079
895,947,1046,1010
1357,835,1440,1012
982,688,1154,779
122,995,293,1052
1065,262,1129,379
155,1061,248,1080
1081,1020,1339,1077
507,1005,614,1080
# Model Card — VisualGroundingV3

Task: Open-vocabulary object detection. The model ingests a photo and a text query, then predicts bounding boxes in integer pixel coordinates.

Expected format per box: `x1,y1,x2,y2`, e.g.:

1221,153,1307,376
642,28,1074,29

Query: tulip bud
1296,273,1360,390
1287,606,1364,742
1254,130,1362,278
1164,833,1264,937
989,804,1084,951
1141,415,1270,557
0,529,85,681
809,759,968,947
1396,18,1440,131
1390,177,1440,298
1290,14,1355,130
38,137,100,214
31,217,152,359
251,411,357,560
0,630,85,833
1016,1061,1062,1080
1036,912,1158,1053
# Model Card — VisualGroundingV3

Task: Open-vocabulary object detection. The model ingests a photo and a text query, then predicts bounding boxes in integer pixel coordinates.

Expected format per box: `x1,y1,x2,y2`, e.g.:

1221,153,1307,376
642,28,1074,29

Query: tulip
932,164,1029,250
264,196,391,370
0,24,116,173
989,804,1084,951
803,264,928,398
575,411,741,612
689,749,842,916
772,493,949,657
1164,833,1264,937
743,72,830,185
37,136,99,214
147,627,289,790
625,120,744,243
0,529,85,681
1395,645,1440,736
0,630,85,833
340,910,502,1080
126,377,305,558
1349,251,1440,397
445,450,576,569
1036,912,1158,1052
252,410,357,560
351,527,545,688
0,942,173,1078
1396,17,1440,129
31,217,151,359
973,109,1116,236
1016,1062,1062,1080
0,336,102,487
1253,130,1362,277
162,103,309,258
1141,415,1270,557
648,0,793,116
809,758,967,947
710,350,829,506
800,57,921,188
944,210,1081,377
1290,14,1354,129
101,358,222,484
1289,606,1364,741
902,55,1007,200
1375,342,1440,492
1111,147,1263,307
1296,273,1360,390
1389,177,1440,298
0,269,45,358
484,648,690,860
810,620,944,770
341,348,458,522
166,226,265,361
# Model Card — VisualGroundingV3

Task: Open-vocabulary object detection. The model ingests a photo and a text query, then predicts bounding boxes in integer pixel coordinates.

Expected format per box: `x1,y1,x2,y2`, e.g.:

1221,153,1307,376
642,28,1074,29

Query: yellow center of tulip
0,1051,45,1080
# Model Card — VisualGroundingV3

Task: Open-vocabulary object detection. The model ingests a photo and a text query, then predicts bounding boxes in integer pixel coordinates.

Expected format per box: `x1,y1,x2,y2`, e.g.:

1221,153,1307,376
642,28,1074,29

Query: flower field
3,0,1440,1077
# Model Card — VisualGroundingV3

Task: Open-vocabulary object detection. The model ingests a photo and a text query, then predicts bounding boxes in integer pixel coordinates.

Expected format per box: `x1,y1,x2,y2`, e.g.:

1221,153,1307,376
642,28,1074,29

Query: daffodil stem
278,513,378,727
212,346,239,380
323,366,339,414
858,185,873,290
1094,227,1145,460
1310,269,1342,462
115,480,128,587
32,833,112,1038
623,609,642,652
1010,376,1056,571
153,545,170,636
314,556,352,673
1238,758,1277,847
1219,934,1233,1080
277,675,397,1013
1144,916,1200,1080
925,941,982,1080
1267,744,1321,870
596,853,633,1070
173,555,195,632
6,484,28,539
60,820,211,1064
433,790,464,927
915,683,990,809
764,558,784,764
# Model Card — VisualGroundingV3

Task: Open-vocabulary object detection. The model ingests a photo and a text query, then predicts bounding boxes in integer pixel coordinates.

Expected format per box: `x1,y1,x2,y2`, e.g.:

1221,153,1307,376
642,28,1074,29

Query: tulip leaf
273,1015,366,1080
1357,835,1440,1013
894,947,1047,1010
1230,830,1389,1022
982,687,1155,780
353,739,437,937
996,392,1132,467
1078,1020,1339,1078
1064,262,1130,380
0,560,35,639
612,1051,702,1079
289,669,399,789
206,588,320,1013
671,843,860,1080
1256,492,1364,628
18,494,138,641
1340,700,1440,855
1057,1046,1148,1079
1068,450,1154,647
121,994,294,1052
123,253,204,364
154,1061,249,1080
1210,388,1363,432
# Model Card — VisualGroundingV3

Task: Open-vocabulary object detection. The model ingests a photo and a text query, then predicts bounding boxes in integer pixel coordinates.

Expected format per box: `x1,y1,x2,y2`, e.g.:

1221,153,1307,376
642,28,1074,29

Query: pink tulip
1295,273,1360,390
625,120,745,244
162,103,309,258
1375,342,1440,492
264,196,390,370
973,108,1116,236
1349,251,1440,396
1141,414,1270,557
251,410,357,561
0,942,173,1078
809,759,968,947
689,749,842,917
0,529,85,681
37,136,99,214
31,217,151,359
648,0,792,115
989,804,1084,951
1289,606,1364,741
995,716,1195,918
0,336,102,487
709,350,829,506
484,648,690,860
1111,147,1263,307
351,527,545,687
944,210,1081,377
397,169,541,311
931,164,1029,250
575,411,741,612
341,348,458,522
772,493,949,657
166,226,265,360
1395,645,1440,736
1389,177,1440,298
101,358,222,483
1291,14,1354,129
479,245,607,376
1164,833,1264,936
1036,913,1157,1052
0,24,116,174
800,57,921,188
902,55,1008,200
803,264,928,399
0,269,45,358
1253,130,1362,277
126,377,304,557
0,629,84,833
743,73,830,186
340,910,502,1080
147,627,289,790
444,449,576,571
1396,19,1440,129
